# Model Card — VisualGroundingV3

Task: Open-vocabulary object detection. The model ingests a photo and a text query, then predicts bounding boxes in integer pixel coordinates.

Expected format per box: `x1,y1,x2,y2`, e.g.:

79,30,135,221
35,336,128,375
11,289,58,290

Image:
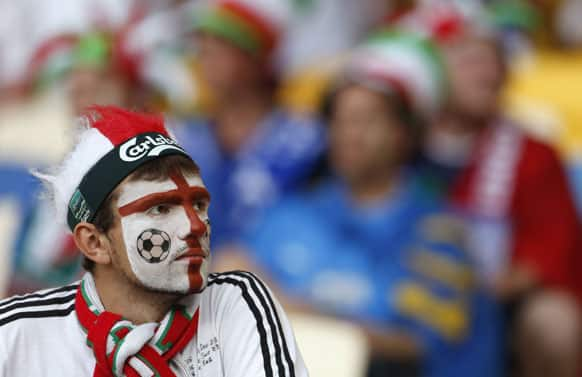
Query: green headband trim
74,33,112,69
488,0,540,33
194,8,263,55
35,52,75,91
366,29,449,102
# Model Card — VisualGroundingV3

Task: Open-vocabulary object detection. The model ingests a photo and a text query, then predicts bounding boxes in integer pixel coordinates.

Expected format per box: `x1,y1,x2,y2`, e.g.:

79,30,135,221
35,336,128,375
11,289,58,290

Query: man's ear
73,223,112,266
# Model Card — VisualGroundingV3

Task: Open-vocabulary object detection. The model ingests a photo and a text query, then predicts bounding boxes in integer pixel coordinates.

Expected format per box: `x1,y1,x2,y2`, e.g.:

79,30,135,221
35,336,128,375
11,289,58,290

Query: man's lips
175,246,207,262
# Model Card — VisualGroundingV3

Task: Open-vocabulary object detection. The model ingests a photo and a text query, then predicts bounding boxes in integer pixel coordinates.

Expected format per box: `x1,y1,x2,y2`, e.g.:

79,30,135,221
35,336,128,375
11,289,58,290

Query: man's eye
193,200,208,212
147,204,171,216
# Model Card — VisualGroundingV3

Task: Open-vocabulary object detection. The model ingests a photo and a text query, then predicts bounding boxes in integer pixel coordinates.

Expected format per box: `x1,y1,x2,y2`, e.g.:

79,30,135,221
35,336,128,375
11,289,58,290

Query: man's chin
127,268,207,296
133,276,199,296
137,283,185,296
143,279,207,296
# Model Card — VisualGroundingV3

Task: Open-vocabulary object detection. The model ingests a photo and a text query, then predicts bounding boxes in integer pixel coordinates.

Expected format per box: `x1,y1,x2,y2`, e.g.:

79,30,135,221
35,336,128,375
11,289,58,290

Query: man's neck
214,88,273,154
437,110,492,135
347,168,401,206
91,269,181,324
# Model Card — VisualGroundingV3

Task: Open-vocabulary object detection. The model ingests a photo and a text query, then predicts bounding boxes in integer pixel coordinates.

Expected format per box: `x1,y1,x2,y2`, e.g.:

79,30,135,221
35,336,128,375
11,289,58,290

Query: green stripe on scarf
112,335,130,375
181,306,192,321
155,309,176,353
80,280,100,316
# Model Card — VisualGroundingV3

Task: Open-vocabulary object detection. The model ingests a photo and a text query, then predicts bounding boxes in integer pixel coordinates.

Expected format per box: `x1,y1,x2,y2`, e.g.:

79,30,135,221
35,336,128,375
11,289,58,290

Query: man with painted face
0,106,308,377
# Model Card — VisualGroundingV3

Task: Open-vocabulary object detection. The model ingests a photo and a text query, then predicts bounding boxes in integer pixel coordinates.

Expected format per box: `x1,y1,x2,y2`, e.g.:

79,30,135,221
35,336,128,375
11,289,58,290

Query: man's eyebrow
118,186,210,217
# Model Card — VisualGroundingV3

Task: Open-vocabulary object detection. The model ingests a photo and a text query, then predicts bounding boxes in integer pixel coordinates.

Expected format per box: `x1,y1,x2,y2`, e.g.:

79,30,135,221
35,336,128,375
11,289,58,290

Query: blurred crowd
2,0,582,376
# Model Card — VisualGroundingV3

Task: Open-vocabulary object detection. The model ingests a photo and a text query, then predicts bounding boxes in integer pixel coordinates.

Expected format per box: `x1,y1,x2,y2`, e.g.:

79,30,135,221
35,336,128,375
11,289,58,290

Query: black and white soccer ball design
137,229,171,263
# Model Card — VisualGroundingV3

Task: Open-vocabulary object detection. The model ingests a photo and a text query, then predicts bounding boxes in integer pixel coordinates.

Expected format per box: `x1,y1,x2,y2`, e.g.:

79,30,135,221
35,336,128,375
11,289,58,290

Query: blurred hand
364,326,421,360
492,264,538,301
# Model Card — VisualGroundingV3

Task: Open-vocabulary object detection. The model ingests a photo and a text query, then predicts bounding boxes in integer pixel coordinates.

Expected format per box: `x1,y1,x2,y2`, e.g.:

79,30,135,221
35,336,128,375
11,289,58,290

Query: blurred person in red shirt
403,2,582,376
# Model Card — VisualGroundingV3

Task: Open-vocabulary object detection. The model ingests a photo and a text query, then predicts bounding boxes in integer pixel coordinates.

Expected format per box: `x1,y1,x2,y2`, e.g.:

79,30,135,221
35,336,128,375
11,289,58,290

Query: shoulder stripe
225,271,292,377
208,275,274,377
235,271,295,377
209,271,293,377
0,283,79,308
0,292,76,316
0,303,76,327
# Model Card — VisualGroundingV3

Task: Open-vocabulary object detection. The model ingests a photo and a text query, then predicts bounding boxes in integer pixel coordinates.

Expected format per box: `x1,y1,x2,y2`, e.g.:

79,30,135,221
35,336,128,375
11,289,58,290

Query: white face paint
116,171,211,294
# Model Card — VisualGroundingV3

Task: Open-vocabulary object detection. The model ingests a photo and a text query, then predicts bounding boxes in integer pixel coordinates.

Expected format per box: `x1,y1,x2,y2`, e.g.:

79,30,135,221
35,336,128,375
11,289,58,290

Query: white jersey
0,271,308,377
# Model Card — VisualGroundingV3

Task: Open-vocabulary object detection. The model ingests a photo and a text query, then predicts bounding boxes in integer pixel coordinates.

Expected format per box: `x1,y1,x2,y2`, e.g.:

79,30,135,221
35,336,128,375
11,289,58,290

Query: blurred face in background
196,33,265,100
329,84,412,185
67,66,131,115
443,37,505,121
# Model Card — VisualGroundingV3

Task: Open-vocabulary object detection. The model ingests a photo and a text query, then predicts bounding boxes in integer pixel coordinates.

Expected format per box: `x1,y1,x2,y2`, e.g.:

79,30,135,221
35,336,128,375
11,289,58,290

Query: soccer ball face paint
116,171,211,294
136,229,171,263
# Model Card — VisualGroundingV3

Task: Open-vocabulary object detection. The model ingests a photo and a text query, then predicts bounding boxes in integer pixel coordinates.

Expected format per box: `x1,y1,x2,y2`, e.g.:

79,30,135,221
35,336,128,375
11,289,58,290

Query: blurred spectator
4,18,179,293
503,0,582,217
0,0,140,91
0,33,78,293
61,5,198,115
406,2,582,376
174,0,326,249
65,32,146,114
216,31,501,377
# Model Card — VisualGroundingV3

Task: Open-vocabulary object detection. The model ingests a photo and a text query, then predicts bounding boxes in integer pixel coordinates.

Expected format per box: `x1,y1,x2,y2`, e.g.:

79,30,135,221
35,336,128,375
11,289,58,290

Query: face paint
117,171,211,294
136,229,171,263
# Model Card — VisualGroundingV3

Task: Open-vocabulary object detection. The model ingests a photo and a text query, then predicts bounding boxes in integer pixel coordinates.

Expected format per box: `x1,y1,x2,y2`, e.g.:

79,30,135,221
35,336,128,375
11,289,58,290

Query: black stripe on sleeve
208,276,274,377
236,271,296,377
0,283,79,308
0,292,76,316
0,303,76,328
227,271,292,377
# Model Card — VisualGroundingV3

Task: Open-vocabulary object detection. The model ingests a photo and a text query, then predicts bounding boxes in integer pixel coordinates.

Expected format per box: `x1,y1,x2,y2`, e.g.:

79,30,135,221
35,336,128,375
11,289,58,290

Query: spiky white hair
33,106,180,229
33,115,116,228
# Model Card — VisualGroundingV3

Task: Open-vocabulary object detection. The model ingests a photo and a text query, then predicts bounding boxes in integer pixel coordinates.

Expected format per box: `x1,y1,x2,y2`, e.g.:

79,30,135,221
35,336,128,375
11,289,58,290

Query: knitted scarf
75,274,199,377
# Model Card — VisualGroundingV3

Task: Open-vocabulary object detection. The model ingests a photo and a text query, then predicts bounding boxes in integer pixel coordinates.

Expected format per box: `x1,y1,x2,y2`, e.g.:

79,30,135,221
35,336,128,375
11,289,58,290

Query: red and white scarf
452,119,525,284
469,120,524,218
75,274,199,377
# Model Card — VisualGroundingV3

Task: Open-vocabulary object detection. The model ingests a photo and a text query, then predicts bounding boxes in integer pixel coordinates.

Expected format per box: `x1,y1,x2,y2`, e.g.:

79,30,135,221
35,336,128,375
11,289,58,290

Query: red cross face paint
117,171,211,294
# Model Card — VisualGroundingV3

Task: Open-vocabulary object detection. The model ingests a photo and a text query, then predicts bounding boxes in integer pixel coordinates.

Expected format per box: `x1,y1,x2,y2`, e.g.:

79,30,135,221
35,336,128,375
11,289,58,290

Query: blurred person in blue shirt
174,0,326,249
219,30,503,377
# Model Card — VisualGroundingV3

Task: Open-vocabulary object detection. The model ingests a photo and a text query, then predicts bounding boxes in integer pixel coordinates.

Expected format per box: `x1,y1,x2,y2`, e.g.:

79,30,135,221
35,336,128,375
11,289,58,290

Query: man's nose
181,206,207,239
